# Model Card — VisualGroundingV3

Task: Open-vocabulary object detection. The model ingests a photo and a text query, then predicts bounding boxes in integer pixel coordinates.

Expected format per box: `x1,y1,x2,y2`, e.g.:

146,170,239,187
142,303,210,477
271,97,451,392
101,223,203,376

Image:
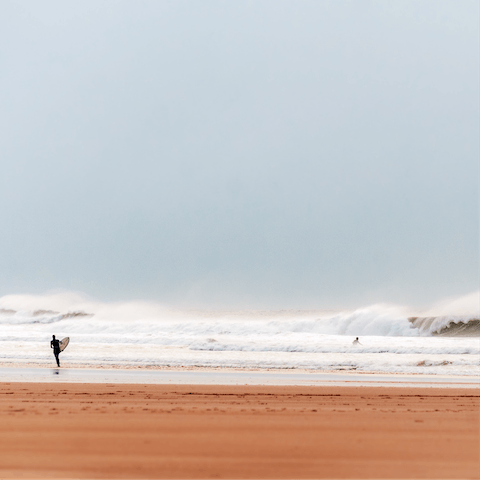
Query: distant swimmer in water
50,335,61,367
352,337,361,345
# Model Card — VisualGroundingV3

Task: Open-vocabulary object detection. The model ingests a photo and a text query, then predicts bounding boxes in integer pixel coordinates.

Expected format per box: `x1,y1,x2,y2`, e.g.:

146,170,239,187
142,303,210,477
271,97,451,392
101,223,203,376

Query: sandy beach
0,381,478,479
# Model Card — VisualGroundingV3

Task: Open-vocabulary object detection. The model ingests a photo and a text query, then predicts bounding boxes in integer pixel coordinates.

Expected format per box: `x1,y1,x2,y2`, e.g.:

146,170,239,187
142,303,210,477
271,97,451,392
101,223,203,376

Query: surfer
50,335,61,367
352,337,361,345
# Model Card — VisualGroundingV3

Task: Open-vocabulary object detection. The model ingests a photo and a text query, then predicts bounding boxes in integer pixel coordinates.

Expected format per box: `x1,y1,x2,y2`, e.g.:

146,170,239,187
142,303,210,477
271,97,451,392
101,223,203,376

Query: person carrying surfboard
50,335,61,367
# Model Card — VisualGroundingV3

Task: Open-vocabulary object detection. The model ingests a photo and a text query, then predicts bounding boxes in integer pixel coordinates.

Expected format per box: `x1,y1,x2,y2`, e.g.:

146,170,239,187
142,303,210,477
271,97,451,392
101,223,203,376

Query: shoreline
2,360,479,375
0,364,478,387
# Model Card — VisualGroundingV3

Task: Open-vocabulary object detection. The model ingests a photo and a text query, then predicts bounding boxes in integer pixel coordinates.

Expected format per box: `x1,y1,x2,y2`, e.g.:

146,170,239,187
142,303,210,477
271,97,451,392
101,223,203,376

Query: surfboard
59,337,69,352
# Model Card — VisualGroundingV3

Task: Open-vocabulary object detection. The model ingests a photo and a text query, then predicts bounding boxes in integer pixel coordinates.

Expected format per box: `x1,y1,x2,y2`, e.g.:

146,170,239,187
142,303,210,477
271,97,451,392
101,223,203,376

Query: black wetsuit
51,338,61,367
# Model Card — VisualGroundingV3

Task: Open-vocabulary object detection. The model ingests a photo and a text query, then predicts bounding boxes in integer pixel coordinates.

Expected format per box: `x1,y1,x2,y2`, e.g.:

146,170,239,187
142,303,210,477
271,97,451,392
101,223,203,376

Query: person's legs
54,350,60,367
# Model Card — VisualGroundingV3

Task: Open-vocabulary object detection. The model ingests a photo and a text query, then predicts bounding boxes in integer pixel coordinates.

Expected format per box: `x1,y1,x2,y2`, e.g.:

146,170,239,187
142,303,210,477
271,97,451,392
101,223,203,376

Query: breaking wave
0,303,478,337
0,309,91,325
409,316,480,337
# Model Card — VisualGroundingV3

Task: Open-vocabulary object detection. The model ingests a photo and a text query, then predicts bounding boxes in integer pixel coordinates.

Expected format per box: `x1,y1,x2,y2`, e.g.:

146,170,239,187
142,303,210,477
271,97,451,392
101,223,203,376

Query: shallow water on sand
0,367,478,387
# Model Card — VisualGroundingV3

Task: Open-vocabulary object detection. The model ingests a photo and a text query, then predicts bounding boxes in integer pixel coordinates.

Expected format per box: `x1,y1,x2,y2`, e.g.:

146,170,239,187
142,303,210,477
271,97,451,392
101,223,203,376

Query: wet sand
1,366,479,387
0,383,478,479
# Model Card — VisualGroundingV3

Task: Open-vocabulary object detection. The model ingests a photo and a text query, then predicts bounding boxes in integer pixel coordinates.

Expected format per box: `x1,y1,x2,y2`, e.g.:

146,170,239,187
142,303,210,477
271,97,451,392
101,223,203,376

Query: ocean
0,293,478,376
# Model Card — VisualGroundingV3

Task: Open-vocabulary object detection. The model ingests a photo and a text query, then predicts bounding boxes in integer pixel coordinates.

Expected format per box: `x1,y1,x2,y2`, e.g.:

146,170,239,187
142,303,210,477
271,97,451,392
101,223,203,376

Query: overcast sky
0,0,478,309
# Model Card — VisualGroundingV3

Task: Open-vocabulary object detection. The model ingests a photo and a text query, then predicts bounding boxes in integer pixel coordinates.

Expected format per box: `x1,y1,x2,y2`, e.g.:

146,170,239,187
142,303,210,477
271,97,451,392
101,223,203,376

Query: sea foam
0,292,478,375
